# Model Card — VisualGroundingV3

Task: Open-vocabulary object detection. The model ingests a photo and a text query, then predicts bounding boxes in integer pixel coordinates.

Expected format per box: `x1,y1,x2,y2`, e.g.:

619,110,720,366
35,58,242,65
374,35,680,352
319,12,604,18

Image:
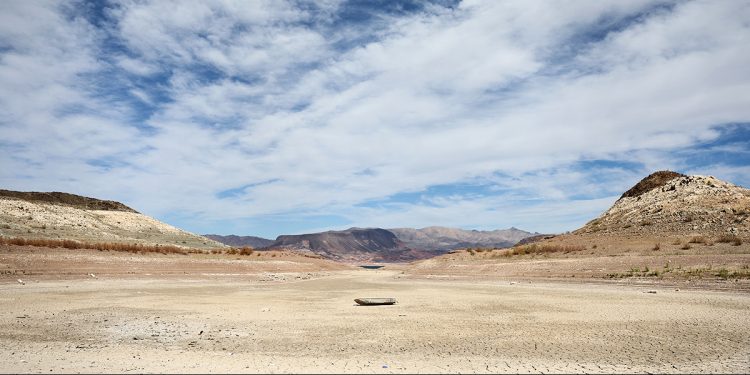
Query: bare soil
409,233,750,291
1,245,749,373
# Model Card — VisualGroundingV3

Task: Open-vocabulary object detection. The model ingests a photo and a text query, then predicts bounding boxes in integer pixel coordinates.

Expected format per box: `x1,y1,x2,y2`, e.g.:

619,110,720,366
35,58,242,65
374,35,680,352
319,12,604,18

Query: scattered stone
646,290,657,294
17,279,24,285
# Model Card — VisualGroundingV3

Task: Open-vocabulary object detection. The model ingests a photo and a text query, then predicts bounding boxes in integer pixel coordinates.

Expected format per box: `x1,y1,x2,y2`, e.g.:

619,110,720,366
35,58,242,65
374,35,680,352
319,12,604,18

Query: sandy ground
406,233,750,291
1,261,749,374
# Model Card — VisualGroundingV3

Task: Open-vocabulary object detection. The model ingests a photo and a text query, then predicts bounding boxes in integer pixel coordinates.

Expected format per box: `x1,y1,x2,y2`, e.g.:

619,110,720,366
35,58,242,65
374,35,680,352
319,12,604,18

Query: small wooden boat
354,298,397,306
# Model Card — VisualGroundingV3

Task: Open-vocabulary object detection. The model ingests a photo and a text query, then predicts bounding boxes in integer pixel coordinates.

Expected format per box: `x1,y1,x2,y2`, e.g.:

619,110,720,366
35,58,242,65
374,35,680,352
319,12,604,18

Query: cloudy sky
1,0,749,238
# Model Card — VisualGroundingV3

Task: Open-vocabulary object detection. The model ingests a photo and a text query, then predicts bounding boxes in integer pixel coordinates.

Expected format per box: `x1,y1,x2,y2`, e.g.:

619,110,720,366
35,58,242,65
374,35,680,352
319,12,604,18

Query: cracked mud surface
1,268,748,373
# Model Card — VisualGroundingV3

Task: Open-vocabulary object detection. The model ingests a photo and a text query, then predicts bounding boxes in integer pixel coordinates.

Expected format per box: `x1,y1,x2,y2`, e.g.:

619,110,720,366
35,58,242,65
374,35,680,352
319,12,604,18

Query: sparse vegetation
640,220,653,226
681,243,691,250
503,244,586,257
689,236,709,244
717,234,743,246
0,236,204,255
652,243,660,251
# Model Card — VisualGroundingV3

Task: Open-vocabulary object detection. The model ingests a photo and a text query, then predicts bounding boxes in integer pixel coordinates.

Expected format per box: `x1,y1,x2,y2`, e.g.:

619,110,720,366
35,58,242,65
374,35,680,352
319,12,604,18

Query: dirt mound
619,171,686,199
0,189,137,212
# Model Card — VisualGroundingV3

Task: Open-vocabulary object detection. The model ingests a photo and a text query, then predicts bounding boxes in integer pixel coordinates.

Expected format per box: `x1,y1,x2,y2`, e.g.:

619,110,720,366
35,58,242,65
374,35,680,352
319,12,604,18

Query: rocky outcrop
577,172,750,236
0,189,138,212
619,170,686,199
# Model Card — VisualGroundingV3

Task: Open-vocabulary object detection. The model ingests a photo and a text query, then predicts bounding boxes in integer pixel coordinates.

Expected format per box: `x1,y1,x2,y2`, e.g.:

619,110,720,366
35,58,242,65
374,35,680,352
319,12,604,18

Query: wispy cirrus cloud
1,0,748,238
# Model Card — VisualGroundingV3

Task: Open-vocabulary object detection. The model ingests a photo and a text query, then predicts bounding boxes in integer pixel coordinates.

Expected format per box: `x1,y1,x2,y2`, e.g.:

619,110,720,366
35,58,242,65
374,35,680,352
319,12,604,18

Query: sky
1,0,749,239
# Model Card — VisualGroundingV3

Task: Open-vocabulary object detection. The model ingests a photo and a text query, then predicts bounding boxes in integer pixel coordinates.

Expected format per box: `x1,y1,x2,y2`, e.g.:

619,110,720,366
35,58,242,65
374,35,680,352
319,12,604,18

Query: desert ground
1,245,749,374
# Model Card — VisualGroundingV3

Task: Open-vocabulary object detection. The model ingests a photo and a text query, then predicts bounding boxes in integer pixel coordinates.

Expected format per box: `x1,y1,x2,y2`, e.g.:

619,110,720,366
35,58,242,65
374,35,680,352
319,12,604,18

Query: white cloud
1,0,749,237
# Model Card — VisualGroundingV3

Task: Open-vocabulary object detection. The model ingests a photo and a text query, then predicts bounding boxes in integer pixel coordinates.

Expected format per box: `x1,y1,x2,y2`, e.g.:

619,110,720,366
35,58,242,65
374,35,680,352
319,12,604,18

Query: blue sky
1,0,749,239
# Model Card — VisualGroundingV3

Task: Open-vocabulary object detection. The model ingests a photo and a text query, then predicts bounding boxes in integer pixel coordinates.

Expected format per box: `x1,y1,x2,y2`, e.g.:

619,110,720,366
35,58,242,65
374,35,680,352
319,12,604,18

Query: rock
17,279,24,285
646,290,657,294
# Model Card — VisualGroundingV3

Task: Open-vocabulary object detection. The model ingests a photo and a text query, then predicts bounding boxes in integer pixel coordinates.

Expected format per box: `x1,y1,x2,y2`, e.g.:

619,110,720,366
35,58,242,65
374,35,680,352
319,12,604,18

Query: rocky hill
577,171,750,236
203,234,274,248
270,228,430,262
0,190,225,250
0,189,138,212
389,226,536,251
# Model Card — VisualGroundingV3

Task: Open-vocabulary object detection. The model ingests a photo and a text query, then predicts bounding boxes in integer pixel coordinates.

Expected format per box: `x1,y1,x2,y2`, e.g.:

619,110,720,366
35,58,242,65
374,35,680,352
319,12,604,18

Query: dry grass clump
717,234,742,246
0,236,200,255
689,236,709,244
504,243,585,257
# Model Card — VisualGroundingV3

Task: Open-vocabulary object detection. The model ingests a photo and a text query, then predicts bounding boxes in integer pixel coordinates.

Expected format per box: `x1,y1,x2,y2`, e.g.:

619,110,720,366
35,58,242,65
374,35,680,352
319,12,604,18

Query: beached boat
354,298,397,305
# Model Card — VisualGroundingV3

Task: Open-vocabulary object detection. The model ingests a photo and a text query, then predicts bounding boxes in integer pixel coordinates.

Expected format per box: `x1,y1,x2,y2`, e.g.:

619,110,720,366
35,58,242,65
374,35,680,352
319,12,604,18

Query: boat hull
354,298,397,306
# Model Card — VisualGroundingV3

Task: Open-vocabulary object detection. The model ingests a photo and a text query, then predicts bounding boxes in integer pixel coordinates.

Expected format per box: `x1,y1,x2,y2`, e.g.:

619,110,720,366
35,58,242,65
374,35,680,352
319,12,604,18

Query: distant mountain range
270,227,431,262
203,234,275,248
389,226,536,251
205,226,538,262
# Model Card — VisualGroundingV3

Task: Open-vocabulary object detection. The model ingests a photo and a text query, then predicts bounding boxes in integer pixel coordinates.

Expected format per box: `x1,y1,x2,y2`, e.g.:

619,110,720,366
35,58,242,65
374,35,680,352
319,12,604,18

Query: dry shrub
239,246,254,256
681,243,691,250
0,236,191,255
717,234,742,246
505,244,585,257
652,243,661,251
689,236,708,244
